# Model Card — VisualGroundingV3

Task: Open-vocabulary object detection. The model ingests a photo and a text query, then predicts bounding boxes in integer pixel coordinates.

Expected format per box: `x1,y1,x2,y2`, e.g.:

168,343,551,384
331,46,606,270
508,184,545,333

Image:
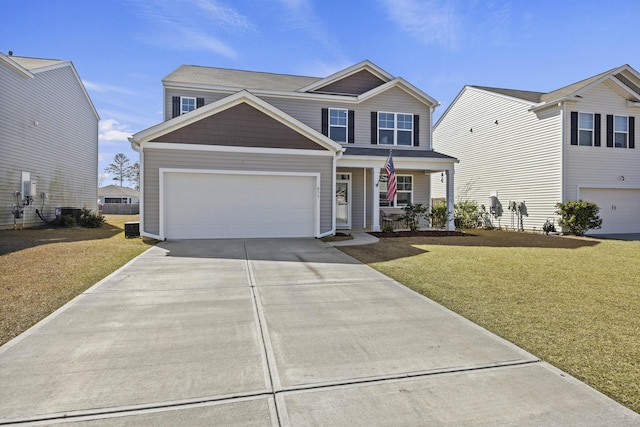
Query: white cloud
99,119,132,142
132,0,250,59
379,0,462,49
83,80,135,95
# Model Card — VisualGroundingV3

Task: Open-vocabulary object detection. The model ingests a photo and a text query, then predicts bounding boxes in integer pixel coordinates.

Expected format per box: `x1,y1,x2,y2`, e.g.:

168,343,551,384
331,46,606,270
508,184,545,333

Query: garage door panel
165,172,316,239
581,188,640,235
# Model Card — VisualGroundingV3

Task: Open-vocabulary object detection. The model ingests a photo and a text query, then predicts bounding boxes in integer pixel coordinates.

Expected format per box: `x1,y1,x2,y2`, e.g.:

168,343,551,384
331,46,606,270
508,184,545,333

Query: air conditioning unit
124,221,140,238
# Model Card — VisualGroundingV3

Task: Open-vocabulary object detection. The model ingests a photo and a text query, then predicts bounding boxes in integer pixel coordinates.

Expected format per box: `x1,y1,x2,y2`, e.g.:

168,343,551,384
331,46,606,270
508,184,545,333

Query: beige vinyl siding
164,87,433,150
0,63,98,228
564,81,640,201
143,148,333,235
433,87,562,230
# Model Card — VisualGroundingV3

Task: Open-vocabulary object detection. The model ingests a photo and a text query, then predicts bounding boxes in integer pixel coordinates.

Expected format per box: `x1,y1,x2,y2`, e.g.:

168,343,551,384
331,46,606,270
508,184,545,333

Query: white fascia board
0,53,33,78
358,78,439,107
338,155,457,170
627,100,640,109
469,86,538,106
140,141,336,157
131,90,342,153
529,99,568,113
610,77,640,101
296,60,394,93
434,86,470,130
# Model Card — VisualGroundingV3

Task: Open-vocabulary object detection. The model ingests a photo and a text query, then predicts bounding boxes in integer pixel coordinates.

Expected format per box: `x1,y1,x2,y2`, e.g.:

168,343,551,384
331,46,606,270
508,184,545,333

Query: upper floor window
329,108,348,143
379,174,413,207
378,112,413,146
181,97,196,115
578,112,593,146
614,115,628,148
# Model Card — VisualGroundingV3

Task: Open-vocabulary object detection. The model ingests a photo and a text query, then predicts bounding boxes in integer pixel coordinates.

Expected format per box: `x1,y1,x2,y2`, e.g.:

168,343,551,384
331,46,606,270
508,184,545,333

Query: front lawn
339,230,640,414
0,215,157,346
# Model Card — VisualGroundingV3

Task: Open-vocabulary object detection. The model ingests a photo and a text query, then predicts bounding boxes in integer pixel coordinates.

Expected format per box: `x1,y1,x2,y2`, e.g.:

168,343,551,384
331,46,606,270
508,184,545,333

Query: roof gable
131,90,342,153
151,102,325,150
310,69,386,95
297,60,393,93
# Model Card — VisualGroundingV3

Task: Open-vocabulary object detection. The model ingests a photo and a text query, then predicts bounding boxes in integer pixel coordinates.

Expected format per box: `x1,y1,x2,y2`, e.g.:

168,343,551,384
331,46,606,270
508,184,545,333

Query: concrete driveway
1,238,638,426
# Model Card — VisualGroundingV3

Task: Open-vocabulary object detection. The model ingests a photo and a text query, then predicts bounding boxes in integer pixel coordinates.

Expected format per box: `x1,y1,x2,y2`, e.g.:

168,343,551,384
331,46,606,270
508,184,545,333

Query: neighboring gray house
432,64,640,235
1,52,99,228
98,185,140,214
130,60,457,240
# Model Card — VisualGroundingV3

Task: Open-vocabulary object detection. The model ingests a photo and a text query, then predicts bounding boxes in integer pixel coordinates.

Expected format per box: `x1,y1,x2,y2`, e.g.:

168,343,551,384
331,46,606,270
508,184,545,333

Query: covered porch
335,148,457,232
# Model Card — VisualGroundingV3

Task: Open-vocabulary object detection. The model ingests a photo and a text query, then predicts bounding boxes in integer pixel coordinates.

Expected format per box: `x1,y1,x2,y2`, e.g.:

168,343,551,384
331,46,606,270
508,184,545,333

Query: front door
336,174,351,229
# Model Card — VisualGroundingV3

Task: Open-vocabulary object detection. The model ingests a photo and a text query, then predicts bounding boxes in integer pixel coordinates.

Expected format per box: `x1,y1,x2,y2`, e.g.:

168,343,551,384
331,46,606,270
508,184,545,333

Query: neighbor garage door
580,188,640,235
164,171,317,239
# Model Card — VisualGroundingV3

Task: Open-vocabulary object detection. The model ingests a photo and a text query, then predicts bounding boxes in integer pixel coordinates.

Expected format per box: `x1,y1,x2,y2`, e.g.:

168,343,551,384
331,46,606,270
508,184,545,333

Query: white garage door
164,172,317,239
580,188,640,235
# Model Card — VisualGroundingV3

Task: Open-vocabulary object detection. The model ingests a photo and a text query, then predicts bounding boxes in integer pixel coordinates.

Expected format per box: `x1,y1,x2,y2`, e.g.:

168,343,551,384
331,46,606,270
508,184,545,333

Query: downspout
560,102,567,203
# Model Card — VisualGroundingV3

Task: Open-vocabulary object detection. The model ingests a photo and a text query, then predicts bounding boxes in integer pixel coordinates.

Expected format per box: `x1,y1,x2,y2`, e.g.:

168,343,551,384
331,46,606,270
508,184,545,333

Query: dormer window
181,97,196,115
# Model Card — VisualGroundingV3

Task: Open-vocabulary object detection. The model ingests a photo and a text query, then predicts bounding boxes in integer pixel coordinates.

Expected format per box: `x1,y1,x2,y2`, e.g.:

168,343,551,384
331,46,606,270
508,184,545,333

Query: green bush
80,208,106,228
51,214,76,228
429,202,449,229
400,203,427,232
555,200,602,236
381,221,395,233
455,200,480,229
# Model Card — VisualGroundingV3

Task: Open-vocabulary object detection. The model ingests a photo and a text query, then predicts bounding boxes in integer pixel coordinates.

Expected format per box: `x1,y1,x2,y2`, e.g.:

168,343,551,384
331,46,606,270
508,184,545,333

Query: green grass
340,230,640,414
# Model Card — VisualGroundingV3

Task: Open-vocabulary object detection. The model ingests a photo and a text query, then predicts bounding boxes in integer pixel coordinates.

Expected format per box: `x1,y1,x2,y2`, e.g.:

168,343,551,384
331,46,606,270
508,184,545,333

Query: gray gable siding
143,149,333,236
0,62,98,228
313,70,386,95
153,103,325,150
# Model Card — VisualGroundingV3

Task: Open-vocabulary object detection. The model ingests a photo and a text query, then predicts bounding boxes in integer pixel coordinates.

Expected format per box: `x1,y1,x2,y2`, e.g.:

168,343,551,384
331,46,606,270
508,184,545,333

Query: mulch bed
369,230,466,238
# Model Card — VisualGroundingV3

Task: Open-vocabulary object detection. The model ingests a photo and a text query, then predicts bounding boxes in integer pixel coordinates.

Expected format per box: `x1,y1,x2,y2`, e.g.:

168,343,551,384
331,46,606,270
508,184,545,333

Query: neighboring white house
98,185,140,215
130,60,457,240
432,64,640,235
0,52,99,228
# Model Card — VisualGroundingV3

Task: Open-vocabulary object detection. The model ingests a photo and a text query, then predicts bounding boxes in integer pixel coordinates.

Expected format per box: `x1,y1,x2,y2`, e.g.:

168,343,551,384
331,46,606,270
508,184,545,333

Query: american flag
384,153,397,202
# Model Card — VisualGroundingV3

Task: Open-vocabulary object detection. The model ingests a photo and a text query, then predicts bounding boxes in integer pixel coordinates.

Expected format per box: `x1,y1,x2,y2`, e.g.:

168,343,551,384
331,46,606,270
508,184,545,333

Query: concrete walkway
1,238,638,426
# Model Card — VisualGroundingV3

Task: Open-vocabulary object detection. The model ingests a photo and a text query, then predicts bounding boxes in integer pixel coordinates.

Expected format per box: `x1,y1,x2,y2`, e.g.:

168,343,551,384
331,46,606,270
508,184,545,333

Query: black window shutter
348,110,355,144
413,114,420,146
196,97,204,108
606,115,614,147
629,116,635,149
594,113,601,147
371,112,378,144
321,108,328,136
172,96,180,118
570,112,578,145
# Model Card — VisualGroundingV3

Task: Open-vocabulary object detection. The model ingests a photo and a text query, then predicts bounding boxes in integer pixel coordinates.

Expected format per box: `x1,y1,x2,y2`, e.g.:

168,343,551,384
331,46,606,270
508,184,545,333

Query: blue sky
2,0,638,186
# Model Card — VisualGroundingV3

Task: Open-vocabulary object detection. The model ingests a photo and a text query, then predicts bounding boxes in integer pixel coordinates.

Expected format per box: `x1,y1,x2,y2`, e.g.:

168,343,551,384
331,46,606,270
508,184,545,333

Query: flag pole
376,149,393,187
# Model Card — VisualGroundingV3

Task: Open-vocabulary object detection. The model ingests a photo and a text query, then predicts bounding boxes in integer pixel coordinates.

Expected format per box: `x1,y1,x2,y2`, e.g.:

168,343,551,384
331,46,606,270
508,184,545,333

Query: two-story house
129,60,457,240
0,52,99,228
433,64,640,235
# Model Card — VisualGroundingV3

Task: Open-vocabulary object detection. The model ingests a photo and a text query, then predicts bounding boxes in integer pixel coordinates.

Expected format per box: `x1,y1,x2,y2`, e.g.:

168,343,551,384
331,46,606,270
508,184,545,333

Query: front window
378,112,413,146
614,115,628,148
379,174,413,207
578,112,593,146
329,108,347,143
181,97,196,115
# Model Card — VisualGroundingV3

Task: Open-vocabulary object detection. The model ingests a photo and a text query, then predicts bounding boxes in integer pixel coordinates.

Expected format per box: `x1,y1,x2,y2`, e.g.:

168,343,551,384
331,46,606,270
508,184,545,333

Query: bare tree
128,162,140,191
104,153,131,187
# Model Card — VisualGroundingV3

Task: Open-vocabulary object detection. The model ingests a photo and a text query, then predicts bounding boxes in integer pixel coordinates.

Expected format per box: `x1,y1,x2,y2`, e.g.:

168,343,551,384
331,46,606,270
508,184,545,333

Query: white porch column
446,168,455,231
372,167,380,231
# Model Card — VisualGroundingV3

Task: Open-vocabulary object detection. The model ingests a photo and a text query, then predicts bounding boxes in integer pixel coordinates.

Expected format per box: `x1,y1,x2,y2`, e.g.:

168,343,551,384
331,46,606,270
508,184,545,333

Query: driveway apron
0,238,637,426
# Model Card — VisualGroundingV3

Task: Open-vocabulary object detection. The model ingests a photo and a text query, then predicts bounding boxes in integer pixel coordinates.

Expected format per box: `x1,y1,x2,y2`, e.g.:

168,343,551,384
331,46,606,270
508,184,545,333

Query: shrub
400,203,427,232
381,221,395,233
80,208,106,228
51,214,76,228
455,200,480,229
555,200,602,236
429,202,449,229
